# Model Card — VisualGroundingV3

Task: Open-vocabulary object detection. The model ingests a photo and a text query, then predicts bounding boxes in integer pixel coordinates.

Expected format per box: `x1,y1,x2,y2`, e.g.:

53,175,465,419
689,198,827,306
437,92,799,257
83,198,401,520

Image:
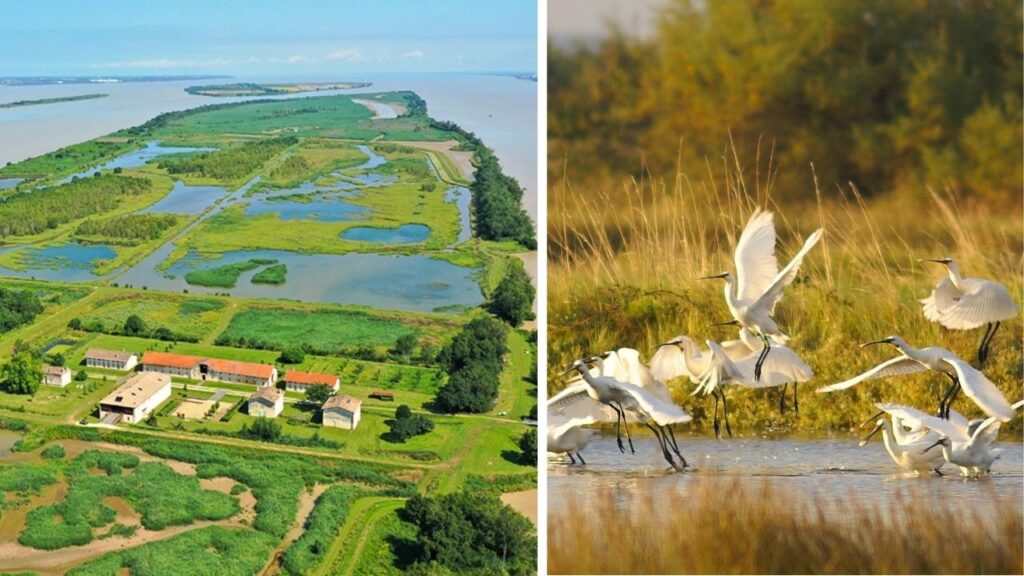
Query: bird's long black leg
980,322,1000,367
792,382,799,415
577,452,586,465
976,322,994,367
719,388,733,439
938,373,960,419
616,402,635,454
946,379,961,419
663,426,688,467
754,334,771,383
646,422,680,471
568,453,577,465
712,392,721,439
612,404,626,453
778,383,788,414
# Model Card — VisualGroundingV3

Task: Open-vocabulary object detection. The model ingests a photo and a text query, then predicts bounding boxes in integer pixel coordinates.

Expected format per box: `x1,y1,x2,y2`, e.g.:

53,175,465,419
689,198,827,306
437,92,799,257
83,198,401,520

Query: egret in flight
700,209,823,383
547,414,598,465
878,402,1023,477
920,258,1019,366
816,336,1014,421
859,408,946,475
551,356,692,470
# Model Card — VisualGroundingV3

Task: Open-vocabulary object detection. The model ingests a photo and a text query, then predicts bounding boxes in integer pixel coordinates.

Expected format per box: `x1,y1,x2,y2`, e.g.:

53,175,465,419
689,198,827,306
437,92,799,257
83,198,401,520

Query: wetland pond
0,141,482,312
549,434,1024,520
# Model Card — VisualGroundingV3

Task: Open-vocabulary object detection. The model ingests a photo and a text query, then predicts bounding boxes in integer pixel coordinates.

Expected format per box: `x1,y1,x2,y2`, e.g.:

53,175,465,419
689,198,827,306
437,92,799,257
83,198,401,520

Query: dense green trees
386,404,434,442
434,317,508,413
304,384,333,405
400,491,536,575
278,345,306,364
240,417,282,441
549,0,1022,202
0,288,43,333
517,429,537,466
123,314,147,336
2,351,41,395
159,137,296,181
392,334,417,361
0,174,151,238
76,213,178,244
488,264,535,327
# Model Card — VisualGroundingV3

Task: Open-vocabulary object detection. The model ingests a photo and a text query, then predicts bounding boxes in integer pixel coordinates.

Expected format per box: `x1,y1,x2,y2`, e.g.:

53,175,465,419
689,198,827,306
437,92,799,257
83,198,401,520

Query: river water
549,433,1024,515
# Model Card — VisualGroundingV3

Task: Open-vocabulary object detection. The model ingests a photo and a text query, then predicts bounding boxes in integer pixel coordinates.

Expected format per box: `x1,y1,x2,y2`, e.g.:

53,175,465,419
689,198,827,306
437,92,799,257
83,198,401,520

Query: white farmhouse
322,395,362,431
97,372,171,424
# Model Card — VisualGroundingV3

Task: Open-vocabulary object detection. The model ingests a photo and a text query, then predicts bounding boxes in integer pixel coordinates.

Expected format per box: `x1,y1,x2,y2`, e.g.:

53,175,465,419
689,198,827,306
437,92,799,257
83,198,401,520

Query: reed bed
548,149,1023,432
547,478,1023,574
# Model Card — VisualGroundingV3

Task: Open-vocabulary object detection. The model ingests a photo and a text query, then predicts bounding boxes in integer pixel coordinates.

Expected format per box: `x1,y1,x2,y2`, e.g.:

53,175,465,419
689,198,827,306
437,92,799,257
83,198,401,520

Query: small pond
0,177,24,189
0,243,115,281
59,140,216,182
341,224,430,244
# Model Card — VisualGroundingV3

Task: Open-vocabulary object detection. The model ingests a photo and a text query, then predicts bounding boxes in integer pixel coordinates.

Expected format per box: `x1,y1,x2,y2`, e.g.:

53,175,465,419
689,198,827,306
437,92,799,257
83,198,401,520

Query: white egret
547,414,598,465
877,401,1024,477
858,411,946,475
551,357,692,470
603,348,688,458
920,258,1019,366
816,335,1014,421
653,328,813,421
700,209,823,384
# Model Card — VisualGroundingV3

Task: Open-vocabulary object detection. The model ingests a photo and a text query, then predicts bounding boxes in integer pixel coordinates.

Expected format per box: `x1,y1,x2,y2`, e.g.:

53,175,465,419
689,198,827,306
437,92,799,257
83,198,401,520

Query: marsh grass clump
548,150,1022,433
548,478,1023,574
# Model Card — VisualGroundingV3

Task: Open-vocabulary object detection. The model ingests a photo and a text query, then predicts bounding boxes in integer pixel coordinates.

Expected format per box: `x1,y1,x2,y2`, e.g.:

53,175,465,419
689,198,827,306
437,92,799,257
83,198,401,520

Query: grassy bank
549,154,1022,433
548,478,1022,574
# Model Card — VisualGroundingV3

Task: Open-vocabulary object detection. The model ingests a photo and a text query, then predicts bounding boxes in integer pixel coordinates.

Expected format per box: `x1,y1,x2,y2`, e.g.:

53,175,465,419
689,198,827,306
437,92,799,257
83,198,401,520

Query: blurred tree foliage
549,0,1022,202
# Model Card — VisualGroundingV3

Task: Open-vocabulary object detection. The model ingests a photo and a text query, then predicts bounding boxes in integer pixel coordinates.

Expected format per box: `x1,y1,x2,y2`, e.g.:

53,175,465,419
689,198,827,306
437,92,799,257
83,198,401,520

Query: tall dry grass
548,148,1023,432
547,478,1023,574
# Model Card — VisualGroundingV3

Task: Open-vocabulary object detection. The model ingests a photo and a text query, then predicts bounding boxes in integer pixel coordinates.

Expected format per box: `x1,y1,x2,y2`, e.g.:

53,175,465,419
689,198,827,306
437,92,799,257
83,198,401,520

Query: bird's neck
576,366,600,388
879,424,904,461
944,265,965,290
724,279,741,310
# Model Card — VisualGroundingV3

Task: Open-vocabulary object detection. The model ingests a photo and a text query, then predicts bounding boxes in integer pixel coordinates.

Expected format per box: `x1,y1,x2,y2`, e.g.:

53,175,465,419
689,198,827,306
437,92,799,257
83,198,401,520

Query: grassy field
217,307,419,350
79,295,225,340
549,478,1022,574
549,156,1023,433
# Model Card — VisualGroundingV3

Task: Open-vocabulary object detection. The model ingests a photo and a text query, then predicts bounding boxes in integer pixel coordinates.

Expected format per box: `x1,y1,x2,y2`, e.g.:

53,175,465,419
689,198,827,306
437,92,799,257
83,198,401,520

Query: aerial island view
0,2,538,575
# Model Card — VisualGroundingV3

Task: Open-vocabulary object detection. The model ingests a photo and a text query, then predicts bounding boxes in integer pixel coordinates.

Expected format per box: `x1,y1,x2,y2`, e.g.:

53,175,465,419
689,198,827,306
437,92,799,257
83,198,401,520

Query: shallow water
0,430,20,458
246,194,367,222
0,243,116,281
341,224,430,244
58,140,215,183
139,180,226,215
549,434,1024,514
0,178,23,189
140,249,482,312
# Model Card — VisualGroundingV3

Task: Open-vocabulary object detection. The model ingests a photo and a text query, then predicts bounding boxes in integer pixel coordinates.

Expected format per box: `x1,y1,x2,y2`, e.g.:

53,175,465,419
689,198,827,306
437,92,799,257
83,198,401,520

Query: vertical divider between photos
536,1,549,574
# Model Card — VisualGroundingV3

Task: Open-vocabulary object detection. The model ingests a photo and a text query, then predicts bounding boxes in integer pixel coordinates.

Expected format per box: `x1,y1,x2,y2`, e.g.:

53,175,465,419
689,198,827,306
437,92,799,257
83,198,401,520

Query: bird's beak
708,320,740,328
859,410,884,428
858,422,884,447
699,272,729,280
920,438,944,454
560,366,576,377
860,339,890,349
918,258,948,266
655,342,676,350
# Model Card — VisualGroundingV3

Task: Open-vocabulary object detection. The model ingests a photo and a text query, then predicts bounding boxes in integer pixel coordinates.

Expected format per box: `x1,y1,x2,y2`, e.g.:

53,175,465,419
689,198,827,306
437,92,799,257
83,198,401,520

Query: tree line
158,137,297,181
75,213,179,244
433,316,509,413
549,0,1022,203
0,174,151,238
431,120,536,248
0,288,43,334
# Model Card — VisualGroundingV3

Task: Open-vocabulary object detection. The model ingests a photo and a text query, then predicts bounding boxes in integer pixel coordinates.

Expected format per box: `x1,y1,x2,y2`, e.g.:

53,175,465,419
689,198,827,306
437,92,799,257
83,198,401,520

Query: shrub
278,345,305,364
41,444,66,460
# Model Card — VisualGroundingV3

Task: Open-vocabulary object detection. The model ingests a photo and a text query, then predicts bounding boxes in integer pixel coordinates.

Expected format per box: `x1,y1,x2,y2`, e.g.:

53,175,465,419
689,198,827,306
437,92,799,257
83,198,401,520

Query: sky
548,0,667,42
0,0,537,76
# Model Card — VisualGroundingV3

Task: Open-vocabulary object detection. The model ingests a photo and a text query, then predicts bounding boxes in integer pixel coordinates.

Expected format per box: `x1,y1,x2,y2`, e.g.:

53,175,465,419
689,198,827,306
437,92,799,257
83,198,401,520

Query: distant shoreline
0,75,229,87
0,93,108,109
185,82,372,97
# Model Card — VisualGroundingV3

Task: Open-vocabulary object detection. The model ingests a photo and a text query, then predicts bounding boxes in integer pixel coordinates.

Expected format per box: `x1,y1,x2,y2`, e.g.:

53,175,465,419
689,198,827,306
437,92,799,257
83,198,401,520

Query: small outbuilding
322,395,362,431
248,386,284,418
42,365,71,387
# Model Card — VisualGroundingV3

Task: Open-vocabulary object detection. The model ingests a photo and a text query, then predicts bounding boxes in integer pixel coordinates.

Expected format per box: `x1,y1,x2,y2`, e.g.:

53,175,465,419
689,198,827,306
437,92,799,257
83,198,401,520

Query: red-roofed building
282,370,339,393
141,351,204,379
203,358,277,387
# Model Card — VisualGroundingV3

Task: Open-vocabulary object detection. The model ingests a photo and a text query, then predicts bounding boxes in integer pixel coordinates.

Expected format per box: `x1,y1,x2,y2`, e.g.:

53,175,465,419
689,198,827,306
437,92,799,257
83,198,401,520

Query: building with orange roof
203,358,277,387
282,370,339,393
141,351,204,379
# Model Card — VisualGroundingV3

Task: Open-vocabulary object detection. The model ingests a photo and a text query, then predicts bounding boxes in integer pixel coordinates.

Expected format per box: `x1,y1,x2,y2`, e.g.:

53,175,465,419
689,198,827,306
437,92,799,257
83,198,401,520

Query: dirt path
391,139,474,180
260,484,329,576
500,490,537,525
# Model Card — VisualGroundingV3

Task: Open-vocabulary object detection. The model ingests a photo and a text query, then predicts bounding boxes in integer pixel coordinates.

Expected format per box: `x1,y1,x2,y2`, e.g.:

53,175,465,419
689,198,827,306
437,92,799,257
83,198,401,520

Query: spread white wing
934,279,1019,330
734,209,779,303
816,356,925,393
920,276,961,323
617,381,692,426
732,345,813,388
941,356,1014,421
754,228,824,312
875,403,969,443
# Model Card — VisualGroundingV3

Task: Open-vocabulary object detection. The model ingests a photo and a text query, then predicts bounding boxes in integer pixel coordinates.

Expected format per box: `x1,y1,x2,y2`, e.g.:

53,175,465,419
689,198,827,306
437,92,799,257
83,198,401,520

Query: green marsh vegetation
215,307,422,353
280,485,364,575
74,213,181,245
183,258,279,288
158,137,297,184
251,263,287,285
549,479,1022,574
0,139,138,180
548,0,1022,434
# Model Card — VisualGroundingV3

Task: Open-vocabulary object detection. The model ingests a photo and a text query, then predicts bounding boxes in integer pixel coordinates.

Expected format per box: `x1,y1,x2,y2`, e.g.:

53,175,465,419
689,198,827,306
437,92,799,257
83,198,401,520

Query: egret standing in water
547,414,598,465
550,357,692,470
859,408,946,475
919,257,1019,366
700,209,822,385
817,336,1014,421
876,402,1024,477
